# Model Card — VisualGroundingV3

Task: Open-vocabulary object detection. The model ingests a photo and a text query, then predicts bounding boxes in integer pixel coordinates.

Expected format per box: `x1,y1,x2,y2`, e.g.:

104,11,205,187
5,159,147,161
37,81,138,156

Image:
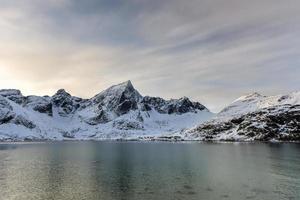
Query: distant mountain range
0,81,299,141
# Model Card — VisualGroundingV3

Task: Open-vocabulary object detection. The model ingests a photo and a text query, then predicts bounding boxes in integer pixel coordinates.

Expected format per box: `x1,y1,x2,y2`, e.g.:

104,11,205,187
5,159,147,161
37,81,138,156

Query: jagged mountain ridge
1,83,299,142
0,81,212,141
183,91,300,141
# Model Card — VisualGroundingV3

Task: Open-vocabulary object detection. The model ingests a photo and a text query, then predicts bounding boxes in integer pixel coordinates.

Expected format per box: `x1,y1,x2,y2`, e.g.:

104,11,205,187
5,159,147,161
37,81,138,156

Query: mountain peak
54,89,71,97
113,80,134,91
0,89,22,97
122,80,132,86
91,80,142,116
94,80,141,100
234,92,264,102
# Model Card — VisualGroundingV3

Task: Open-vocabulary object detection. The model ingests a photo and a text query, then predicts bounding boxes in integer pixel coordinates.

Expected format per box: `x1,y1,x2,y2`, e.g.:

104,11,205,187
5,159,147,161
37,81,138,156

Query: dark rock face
6,96,24,105
0,112,15,125
136,111,144,122
0,89,22,97
51,89,81,116
24,96,53,116
237,105,300,141
141,96,207,114
0,89,24,104
141,96,167,113
0,97,13,110
0,96,36,128
189,104,300,141
85,110,110,125
92,81,141,116
52,89,72,106
116,99,138,115
140,103,152,111
0,97,15,124
61,131,75,138
13,115,36,129
167,97,206,114
33,103,53,116
87,81,143,124
192,102,207,111
113,120,144,130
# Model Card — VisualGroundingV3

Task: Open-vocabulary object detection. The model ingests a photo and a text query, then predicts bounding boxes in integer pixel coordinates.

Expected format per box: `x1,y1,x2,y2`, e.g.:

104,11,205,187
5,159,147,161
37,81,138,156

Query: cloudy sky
0,0,299,112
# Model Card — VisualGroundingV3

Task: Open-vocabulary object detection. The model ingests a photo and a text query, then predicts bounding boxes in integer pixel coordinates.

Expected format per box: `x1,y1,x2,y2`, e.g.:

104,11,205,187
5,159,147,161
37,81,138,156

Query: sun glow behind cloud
0,0,299,112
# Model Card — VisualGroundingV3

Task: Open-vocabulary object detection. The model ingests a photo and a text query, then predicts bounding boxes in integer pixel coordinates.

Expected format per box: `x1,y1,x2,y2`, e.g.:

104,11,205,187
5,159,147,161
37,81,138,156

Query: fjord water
0,142,299,200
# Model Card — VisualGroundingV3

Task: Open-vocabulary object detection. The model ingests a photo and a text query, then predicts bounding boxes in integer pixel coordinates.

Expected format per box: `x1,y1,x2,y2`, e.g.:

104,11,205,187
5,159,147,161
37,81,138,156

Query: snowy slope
218,91,300,119
0,81,213,141
184,91,300,141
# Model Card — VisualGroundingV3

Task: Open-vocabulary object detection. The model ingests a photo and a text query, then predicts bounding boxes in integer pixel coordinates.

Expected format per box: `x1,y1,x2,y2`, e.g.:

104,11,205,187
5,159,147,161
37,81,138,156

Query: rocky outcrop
113,119,144,130
84,110,110,125
24,96,53,116
0,89,24,104
0,96,15,125
51,89,82,116
12,115,36,129
141,96,207,114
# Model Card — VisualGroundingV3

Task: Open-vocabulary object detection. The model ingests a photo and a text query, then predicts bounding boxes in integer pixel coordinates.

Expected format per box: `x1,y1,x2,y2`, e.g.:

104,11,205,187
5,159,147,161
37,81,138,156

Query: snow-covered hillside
218,92,300,119
0,81,213,141
184,92,300,141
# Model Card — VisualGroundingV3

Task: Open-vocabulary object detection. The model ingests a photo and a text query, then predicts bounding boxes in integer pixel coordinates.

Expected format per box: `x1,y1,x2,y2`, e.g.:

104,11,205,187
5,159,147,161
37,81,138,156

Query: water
0,142,299,200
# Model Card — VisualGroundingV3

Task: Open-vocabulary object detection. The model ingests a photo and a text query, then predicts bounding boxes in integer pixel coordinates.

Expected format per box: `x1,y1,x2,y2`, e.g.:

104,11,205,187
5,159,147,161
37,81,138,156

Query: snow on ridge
218,90,300,119
0,80,213,141
1,80,297,142
182,91,300,142
92,80,141,101
0,89,22,97
233,92,265,103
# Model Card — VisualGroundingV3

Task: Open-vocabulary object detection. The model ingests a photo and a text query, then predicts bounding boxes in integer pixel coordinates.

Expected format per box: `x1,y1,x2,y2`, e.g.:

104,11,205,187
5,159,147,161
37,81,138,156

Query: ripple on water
0,142,300,200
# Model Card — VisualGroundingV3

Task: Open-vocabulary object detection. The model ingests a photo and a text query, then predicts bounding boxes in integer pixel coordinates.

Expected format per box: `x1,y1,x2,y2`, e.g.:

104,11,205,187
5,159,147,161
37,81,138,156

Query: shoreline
1,138,299,144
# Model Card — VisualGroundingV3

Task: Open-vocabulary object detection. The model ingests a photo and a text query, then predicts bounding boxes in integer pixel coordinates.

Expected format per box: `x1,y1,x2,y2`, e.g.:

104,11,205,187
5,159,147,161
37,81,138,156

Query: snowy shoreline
1,137,300,143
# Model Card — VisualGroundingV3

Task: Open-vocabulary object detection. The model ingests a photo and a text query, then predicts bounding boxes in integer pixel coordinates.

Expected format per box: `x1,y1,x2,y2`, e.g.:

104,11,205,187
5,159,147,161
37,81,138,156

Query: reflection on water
0,142,299,200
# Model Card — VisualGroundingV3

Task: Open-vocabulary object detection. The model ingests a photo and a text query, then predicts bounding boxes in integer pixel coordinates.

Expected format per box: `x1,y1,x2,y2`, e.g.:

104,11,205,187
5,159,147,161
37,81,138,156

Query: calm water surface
0,142,299,200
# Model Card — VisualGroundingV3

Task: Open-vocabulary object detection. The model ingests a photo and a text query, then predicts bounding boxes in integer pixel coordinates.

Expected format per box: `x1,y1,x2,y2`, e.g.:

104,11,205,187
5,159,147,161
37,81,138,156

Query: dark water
0,142,299,200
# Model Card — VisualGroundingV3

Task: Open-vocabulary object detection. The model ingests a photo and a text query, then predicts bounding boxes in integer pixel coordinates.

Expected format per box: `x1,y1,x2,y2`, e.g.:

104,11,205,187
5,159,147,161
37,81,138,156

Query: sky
0,0,299,112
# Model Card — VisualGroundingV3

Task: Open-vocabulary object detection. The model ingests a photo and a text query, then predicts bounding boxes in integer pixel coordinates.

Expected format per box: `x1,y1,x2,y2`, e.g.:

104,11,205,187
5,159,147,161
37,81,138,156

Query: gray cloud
0,0,299,112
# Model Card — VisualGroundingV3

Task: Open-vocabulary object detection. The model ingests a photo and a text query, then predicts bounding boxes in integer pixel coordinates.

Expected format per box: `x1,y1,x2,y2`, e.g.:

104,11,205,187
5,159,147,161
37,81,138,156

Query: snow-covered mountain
184,91,300,141
217,92,300,118
1,83,299,142
0,81,213,141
